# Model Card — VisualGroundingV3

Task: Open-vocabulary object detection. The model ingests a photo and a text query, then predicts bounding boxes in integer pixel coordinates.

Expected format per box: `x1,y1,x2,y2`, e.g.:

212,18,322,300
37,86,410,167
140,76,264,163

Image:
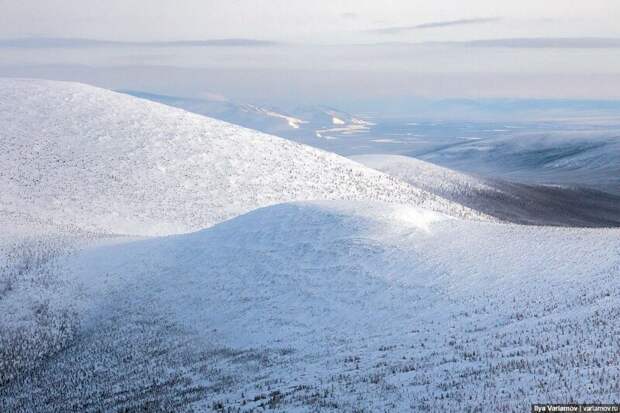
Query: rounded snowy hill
0,79,483,236
3,201,619,411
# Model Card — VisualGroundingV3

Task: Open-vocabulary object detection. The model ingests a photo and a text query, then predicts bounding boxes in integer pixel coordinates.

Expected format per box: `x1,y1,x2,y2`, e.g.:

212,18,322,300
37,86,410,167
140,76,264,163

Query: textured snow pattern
0,79,484,236
2,202,619,412
2,79,620,412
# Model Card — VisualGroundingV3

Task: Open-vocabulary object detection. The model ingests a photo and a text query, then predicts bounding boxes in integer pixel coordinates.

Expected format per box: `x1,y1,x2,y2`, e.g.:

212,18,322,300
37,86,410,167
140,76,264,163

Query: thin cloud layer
0,37,281,48
368,17,501,35
341,12,359,20
462,37,620,48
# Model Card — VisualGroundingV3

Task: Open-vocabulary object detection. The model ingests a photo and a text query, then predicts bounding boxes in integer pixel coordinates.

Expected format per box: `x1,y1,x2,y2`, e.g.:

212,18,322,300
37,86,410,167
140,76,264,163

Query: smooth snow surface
0,79,483,236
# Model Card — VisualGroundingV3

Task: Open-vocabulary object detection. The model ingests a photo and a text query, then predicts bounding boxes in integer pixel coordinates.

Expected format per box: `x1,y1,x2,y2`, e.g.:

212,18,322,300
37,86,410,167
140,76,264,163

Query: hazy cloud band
461,37,620,48
368,17,501,35
0,37,281,48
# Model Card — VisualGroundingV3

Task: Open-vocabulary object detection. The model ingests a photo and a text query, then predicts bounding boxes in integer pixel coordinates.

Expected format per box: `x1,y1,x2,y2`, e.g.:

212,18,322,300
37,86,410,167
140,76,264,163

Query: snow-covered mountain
2,78,620,412
125,91,620,198
122,91,311,133
0,79,483,236
2,201,619,411
353,154,620,227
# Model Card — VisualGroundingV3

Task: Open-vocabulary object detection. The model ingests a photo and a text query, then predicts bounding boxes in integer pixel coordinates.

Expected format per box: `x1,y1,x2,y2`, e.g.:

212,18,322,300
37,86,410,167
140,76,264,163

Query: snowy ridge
0,79,485,236
352,154,498,195
353,154,620,227
2,201,619,411
417,131,620,195
240,104,308,129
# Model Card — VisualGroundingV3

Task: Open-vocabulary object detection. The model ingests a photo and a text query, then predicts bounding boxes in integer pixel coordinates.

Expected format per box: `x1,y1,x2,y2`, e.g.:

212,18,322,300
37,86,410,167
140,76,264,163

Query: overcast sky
2,0,620,43
1,1,620,105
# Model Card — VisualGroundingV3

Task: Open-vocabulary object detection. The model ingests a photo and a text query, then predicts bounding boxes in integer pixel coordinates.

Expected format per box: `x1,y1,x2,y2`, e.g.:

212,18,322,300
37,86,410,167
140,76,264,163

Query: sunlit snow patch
391,205,446,233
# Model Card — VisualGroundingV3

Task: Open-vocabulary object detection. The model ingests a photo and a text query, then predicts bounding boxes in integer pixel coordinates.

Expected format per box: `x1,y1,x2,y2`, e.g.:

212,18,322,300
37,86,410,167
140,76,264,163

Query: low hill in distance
353,154,620,227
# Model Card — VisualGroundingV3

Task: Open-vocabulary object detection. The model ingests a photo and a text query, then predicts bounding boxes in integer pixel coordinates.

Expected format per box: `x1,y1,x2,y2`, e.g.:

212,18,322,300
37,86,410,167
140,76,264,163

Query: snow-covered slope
353,154,620,227
122,90,373,142
353,154,498,196
2,201,619,411
0,79,483,236
3,78,619,412
417,132,620,195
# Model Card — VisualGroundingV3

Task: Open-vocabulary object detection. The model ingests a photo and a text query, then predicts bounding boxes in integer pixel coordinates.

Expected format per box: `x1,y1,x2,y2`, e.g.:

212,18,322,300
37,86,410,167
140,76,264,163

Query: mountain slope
353,154,620,227
0,79,483,236
2,201,619,411
122,91,372,142
415,132,620,195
